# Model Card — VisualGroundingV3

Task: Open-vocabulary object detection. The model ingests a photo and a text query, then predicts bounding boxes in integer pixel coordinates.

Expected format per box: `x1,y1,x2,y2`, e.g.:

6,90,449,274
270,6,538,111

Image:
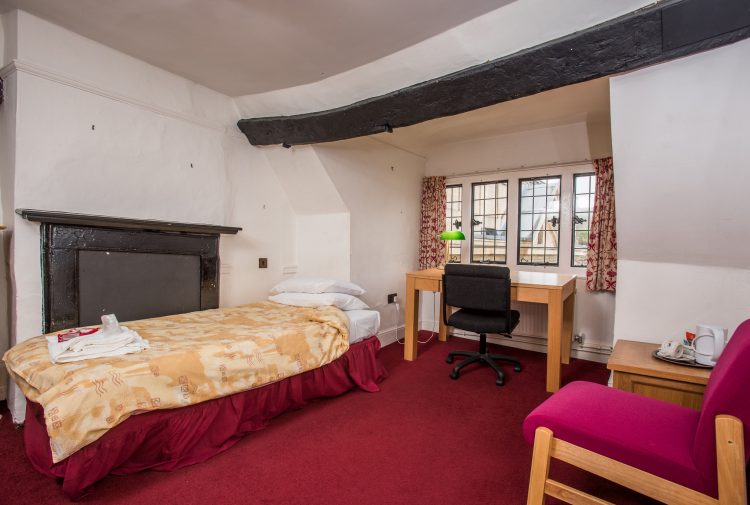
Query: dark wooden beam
238,0,750,146
16,209,242,235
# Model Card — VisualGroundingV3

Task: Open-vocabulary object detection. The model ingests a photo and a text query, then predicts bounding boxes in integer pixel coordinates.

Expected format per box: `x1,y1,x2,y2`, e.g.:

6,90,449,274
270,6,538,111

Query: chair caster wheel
495,379,504,386
514,366,522,372
446,356,454,364
450,371,459,380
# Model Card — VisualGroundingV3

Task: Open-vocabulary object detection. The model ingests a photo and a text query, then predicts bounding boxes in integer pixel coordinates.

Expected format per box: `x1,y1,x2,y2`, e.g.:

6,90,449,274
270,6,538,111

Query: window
471,180,508,263
572,173,596,267
518,176,561,265
445,184,463,263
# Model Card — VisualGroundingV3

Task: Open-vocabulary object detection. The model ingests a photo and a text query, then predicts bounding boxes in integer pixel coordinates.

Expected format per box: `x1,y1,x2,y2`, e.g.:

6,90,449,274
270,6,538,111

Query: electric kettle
694,324,728,366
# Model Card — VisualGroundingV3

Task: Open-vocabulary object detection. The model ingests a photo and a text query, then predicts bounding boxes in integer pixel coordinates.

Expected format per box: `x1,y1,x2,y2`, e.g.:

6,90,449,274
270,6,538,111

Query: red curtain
418,176,446,270
586,157,617,292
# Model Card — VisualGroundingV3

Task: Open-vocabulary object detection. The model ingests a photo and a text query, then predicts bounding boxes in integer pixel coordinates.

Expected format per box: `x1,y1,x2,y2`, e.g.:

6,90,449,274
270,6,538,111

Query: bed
4,301,386,499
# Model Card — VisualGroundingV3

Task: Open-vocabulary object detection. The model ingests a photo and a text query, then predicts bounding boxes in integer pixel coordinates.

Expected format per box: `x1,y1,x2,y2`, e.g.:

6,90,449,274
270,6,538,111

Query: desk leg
561,293,575,365
404,276,420,361
546,293,563,392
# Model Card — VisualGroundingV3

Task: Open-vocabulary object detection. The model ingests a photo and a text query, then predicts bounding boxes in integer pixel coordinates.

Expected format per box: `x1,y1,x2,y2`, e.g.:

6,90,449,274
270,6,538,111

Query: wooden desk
608,340,711,410
404,268,576,392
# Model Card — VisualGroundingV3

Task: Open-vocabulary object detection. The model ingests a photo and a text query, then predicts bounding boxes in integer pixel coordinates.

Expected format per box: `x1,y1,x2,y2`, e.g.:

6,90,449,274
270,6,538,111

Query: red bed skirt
23,336,386,499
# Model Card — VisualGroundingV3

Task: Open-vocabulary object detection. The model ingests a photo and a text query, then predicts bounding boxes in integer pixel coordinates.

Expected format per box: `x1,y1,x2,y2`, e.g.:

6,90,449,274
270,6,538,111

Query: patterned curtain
418,176,447,269
586,157,617,292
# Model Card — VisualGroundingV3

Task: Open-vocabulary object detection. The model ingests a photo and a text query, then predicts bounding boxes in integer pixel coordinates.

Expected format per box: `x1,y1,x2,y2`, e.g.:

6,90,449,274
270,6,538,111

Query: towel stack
47,314,149,363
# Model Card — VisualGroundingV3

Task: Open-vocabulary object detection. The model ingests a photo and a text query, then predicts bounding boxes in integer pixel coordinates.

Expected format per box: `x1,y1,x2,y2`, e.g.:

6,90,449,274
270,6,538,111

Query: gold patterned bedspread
3,301,350,463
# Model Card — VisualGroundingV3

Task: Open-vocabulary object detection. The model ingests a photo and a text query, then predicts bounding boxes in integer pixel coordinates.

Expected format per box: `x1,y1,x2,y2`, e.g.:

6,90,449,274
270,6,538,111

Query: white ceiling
0,0,513,96
372,77,611,156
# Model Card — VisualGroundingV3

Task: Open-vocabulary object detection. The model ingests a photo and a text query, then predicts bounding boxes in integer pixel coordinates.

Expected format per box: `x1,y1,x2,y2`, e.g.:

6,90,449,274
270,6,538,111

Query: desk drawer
414,278,441,292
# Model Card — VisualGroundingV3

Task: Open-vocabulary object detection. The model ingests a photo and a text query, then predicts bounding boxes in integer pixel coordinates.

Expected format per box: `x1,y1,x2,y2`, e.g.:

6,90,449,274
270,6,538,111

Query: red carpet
0,334,658,504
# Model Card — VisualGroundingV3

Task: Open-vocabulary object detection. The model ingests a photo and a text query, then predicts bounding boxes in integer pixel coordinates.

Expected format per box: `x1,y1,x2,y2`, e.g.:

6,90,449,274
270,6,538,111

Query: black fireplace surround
16,209,241,333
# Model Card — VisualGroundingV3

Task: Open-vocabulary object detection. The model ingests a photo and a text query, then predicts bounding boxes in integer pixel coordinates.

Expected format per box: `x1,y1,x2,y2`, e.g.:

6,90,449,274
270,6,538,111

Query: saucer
652,350,714,369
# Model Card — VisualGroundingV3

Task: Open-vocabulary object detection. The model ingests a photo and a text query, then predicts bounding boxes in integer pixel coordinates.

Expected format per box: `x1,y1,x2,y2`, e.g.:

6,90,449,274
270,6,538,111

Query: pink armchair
523,320,750,505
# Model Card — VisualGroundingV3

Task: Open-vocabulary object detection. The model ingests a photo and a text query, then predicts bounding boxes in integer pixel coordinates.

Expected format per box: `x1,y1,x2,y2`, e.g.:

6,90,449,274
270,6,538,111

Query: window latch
547,216,559,228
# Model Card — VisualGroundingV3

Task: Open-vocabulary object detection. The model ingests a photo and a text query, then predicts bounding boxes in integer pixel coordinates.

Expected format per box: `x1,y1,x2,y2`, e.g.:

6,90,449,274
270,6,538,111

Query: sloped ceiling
0,0,512,95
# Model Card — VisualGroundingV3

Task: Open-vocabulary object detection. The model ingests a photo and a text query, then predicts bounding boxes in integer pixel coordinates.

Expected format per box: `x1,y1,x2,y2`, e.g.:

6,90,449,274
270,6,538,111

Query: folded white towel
47,315,149,363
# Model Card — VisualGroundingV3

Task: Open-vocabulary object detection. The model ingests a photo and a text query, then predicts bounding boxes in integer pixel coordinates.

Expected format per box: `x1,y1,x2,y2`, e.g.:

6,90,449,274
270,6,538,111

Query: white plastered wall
0,10,19,402
611,38,750,344
262,145,351,281
1,11,298,420
421,122,615,360
314,138,426,343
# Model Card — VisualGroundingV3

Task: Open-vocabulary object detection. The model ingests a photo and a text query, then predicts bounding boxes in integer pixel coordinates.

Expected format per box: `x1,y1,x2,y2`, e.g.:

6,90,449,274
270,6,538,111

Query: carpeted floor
0,334,659,504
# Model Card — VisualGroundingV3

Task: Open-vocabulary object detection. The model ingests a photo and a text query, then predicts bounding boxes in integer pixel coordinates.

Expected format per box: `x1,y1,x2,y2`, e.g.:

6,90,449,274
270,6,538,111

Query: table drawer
613,371,706,410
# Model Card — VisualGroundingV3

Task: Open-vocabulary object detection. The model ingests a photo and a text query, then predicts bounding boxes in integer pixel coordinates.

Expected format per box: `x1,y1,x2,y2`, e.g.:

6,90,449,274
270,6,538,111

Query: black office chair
442,263,522,386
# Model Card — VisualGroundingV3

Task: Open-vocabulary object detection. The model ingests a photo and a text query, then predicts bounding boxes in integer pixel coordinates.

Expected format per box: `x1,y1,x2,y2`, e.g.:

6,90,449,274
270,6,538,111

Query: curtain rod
444,159,592,180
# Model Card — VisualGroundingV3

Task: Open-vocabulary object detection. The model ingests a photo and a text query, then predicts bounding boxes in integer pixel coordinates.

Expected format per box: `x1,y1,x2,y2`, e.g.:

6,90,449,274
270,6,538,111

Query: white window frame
446,162,594,275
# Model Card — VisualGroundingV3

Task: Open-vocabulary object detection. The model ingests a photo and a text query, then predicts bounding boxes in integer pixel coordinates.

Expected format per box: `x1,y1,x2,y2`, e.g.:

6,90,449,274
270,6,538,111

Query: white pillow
270,277,365,296
269,292,369,311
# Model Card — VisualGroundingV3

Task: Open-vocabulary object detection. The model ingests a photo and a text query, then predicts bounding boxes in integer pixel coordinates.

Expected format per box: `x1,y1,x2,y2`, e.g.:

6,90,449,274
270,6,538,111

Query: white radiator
511,301,548,337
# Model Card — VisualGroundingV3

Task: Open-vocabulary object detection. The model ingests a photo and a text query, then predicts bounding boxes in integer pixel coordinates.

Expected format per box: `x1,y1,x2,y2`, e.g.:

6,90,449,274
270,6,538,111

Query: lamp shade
440,230,465,241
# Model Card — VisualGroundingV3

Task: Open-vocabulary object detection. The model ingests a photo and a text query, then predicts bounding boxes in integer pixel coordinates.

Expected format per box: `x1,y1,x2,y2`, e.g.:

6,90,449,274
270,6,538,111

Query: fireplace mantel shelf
16,209,242,235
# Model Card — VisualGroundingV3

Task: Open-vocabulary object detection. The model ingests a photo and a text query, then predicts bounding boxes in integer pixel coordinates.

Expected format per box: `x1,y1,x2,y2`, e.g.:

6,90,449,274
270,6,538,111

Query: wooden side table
607,340,711,410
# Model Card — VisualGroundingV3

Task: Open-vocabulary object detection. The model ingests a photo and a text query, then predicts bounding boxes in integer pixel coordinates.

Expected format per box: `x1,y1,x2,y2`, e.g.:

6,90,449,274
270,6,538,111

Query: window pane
520,197,532,213
533,215,546,232
575,230,589,248
471,180,508,264
571,173,596,267
547,178,561,196
575,176,589,194
518,176,561,266
533,180,546,195
521,181,534,197
575,196,589,212
547,195,560,213
533,196,546,212
574,212,588,230
445,184,463,263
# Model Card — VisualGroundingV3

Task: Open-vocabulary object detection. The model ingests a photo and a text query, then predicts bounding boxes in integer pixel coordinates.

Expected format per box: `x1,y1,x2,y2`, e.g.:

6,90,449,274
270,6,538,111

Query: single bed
4,301,386,499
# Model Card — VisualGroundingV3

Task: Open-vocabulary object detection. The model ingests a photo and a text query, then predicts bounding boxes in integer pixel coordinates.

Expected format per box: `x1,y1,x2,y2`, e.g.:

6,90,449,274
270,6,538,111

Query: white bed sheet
345,309,380,344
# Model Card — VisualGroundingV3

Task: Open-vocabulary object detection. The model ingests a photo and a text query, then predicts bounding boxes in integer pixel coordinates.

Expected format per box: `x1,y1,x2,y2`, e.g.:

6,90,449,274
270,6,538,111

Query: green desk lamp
440,230,465,267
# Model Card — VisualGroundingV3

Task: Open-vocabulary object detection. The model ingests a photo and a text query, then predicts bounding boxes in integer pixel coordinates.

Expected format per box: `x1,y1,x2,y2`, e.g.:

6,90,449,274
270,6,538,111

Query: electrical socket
387,293,398,304
573,333,584,345
258,258,268,268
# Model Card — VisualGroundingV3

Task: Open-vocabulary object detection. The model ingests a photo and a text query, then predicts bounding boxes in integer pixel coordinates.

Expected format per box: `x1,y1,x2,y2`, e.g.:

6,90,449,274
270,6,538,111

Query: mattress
345,309,380,343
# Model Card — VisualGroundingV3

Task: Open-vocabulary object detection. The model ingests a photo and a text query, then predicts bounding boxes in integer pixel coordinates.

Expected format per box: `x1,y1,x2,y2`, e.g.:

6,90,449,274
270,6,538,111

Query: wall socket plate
259,258,268,268
387,293,397,304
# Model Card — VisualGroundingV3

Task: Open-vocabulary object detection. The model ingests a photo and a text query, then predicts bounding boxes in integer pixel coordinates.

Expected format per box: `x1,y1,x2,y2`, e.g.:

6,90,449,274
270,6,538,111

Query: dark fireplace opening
78,251,201,326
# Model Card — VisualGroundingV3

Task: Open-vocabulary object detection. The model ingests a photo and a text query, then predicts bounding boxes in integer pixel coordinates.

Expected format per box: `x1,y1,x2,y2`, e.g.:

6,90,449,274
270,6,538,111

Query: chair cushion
523,381,710,496
447,309,520,335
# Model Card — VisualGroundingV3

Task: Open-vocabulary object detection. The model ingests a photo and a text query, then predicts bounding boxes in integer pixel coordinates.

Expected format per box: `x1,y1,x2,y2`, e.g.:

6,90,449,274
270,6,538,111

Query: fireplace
17,209,241,333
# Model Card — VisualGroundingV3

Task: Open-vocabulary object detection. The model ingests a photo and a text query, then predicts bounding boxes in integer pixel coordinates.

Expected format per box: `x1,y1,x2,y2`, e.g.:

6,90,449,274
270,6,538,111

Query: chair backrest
443,263,511,313
693,319,750,491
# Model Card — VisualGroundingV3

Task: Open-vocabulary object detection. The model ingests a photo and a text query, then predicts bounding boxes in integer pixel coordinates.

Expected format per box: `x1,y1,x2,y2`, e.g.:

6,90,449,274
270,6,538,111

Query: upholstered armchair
523,320,750,505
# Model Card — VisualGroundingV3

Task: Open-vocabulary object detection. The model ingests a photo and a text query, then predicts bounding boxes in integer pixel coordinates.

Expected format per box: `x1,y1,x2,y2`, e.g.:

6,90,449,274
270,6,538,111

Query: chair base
446,333,521,386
